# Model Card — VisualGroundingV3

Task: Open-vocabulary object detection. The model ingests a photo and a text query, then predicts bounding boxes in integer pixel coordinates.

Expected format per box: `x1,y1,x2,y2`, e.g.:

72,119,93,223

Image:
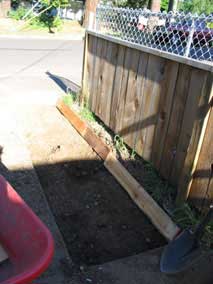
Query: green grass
114,135,129,156
63,95,73,107
67,90,78,102
63,93,96,122
79,107,96,122
9,7,31,20
172,203,213,248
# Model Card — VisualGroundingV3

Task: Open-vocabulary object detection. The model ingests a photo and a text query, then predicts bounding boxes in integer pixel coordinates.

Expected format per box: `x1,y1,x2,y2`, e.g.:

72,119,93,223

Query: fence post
81,32,89,106
184,20,195,58
88,12,95,30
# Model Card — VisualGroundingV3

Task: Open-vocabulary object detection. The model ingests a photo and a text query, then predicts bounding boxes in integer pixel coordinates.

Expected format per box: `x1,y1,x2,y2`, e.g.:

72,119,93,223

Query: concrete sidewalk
0,105,73,283
76,247,213,284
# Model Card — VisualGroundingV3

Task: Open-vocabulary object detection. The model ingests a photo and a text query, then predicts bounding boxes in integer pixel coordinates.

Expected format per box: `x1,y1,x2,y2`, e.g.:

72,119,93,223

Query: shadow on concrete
46,71,81,94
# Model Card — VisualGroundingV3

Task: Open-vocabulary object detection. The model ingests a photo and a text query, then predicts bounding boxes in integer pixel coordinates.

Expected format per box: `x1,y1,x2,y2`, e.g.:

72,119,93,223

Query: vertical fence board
94,39,108,116
87,35,97,108
136,54,165,161
172,70,211,191
151,60,179,169
159,64,192,181
120,49,141,148
110,45,126,130
131,51,149,153
115,48,132,134
188,106,213,208
177,76,213,205
90,37,104,112
102,41,119,125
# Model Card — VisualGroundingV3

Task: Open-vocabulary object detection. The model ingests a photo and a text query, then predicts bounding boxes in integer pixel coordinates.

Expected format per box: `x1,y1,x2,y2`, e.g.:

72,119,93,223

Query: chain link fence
93,5,213,62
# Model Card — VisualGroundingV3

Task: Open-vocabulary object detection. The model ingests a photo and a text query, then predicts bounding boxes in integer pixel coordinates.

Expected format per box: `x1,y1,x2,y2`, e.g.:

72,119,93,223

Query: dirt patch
19,105,165,266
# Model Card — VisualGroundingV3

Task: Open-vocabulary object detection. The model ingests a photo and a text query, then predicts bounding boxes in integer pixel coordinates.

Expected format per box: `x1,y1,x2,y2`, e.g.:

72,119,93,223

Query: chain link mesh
93,5,213,63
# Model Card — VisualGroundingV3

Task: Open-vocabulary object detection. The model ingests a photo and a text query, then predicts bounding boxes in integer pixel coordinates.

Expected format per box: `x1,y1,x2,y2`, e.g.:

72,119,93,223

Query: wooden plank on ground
151,60,179,169
56,100,87,135
84,128,111,160
172,70,212,201
109,45,126,130
159,64,192,181
104,152,180,241
119,49,140,148
56,100,110,160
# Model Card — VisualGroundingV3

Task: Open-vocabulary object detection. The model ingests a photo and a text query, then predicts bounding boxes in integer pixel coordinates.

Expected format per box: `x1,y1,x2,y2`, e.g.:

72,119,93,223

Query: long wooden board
56,99,180,241
104,153,180,241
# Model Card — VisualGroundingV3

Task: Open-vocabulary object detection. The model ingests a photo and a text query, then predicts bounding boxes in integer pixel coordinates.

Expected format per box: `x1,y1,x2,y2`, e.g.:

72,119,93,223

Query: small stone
146,238,151,243
80,265,84,271
94,201,99,206
86,205,90,209
122,225,127,230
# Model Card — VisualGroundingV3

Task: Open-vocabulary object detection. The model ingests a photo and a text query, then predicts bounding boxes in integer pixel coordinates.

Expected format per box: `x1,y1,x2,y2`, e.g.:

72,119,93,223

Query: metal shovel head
160,229,203,274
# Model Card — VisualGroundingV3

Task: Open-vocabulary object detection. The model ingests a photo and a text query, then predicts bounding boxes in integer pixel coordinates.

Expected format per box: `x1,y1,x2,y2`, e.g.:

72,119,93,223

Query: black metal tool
160,165,213,274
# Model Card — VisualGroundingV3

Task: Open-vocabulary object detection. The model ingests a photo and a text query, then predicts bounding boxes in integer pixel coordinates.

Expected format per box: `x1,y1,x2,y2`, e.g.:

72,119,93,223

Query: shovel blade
160,229,202,274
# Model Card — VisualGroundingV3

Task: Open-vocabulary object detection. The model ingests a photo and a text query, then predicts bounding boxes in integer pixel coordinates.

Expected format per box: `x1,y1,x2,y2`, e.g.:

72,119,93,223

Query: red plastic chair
0,175,54,284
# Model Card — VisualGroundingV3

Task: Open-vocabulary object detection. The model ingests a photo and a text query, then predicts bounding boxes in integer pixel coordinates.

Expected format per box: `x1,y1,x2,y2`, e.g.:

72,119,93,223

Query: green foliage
80,107,96,122
28,17,47,29
173,203,213,248
111,0,149,8
114,135,129,155
160,0,169,11
63,95,73,107
41,0,69,8
179,0,213,15
38,0,69,31
8,7,30,20
69,0,84,12
173,203,198,228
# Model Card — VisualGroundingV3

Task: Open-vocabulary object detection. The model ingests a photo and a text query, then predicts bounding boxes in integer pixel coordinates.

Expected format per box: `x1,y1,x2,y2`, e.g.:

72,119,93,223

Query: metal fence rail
93,5,213,62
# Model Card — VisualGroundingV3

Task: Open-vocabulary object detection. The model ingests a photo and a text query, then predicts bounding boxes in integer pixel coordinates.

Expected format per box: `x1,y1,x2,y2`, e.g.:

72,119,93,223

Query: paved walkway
0,104,73,283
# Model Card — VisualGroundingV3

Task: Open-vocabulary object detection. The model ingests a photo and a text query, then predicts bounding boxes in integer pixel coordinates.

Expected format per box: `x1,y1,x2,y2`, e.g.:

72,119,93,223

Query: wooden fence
82,31,213,206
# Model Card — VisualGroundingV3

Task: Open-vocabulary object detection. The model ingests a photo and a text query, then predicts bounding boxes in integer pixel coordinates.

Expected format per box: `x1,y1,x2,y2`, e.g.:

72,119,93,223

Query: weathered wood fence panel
83,32,213,205
188,98,213,208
